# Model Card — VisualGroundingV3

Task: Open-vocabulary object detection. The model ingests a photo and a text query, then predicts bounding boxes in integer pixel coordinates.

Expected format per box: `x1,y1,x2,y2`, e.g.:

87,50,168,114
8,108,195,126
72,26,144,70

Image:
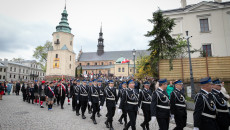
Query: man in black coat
97,80,104,117
88,79,102,124
102,80,118,130
170,80,187,130
211,79,230,130
77,79,90,119
150,79,170,130
15,81,20,95
21,82,27,102
193,77,218,130
118,82,127,126
119,80,139,130
139,81,152,130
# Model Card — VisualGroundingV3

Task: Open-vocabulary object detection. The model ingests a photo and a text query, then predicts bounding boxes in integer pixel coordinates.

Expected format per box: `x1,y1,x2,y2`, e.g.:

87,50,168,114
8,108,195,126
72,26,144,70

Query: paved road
0,93,193,130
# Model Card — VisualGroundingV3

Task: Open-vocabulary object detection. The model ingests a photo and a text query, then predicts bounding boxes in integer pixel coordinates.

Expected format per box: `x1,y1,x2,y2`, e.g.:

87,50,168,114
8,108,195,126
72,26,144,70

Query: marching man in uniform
77,79,90,119
118,81,128,126
139,81,152,130
102,80,118,130
59,80,67,109
150,79,170,130
193,77,218,130
75,80,81,116
97,80,104,117
119,80,139,130
88,79,102,124
170,80,187,130
211,79,230,130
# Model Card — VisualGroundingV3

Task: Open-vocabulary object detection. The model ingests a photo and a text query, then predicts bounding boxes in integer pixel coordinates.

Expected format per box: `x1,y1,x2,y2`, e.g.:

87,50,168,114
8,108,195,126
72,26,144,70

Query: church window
10,75,11,78
10,67,12,71
14,75,15,78
14,68,16,72
70,56,71,61
200,18,209,32
122,68,125,72
70,41,72,46
56,54,58,58
118,68,121,72
3,76,5,79
69,64,71,69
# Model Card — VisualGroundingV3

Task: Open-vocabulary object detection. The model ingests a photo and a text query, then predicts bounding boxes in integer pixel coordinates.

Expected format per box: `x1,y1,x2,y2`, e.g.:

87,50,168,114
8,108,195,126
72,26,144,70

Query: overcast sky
0,0,228,60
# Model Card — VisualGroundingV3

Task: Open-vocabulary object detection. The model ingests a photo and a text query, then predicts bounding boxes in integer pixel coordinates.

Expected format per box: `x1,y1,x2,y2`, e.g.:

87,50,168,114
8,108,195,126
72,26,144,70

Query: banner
53,58,60,68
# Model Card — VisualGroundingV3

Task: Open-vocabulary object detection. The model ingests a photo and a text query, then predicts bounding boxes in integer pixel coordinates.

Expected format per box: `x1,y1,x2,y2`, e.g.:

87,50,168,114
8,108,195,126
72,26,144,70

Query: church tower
97,24,104,56
46,4,76,78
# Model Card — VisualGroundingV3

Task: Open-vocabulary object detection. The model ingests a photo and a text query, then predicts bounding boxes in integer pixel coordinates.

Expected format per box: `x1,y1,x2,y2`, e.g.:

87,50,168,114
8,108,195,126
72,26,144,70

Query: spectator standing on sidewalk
0,82,5,100
166,81,174,99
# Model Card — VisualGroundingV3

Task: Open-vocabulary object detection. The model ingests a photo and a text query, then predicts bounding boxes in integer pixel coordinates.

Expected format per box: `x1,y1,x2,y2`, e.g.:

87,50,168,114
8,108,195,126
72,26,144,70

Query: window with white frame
202,44,212,57
200,18,209,32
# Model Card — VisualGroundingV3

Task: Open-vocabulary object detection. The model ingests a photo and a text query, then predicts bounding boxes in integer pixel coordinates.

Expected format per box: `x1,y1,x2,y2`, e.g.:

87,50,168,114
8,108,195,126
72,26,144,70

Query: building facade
162,0,230,58
0,59,45,81
46,6,76,79
77,26,150,77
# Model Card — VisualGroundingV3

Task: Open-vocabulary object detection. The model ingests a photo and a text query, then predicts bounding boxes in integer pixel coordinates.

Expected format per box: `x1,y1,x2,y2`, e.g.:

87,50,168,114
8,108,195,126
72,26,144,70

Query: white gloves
170,114,174,121
100,106,103,110
116,104,119,108
193,127,199,130
77,100,79,104
151,116,156,124
99,101,101,104
118,109,122,114
88,102,92,106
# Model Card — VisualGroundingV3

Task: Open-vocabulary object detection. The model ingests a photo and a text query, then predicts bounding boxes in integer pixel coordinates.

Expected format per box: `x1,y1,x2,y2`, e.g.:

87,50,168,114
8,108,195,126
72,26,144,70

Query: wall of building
0,67,6,81
164,4,230,58
52,32,74,52
46,50,75,77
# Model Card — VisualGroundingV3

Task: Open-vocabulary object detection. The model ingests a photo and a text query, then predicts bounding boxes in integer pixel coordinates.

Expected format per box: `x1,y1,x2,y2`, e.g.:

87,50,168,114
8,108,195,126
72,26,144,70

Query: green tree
33,41,52,72
145,9,188,77
135,55,153,79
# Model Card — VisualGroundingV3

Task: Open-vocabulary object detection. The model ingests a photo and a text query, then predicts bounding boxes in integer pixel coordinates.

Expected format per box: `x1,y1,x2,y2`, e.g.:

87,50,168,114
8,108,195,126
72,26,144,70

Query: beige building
77,26,150,77
46,6,76,79
162,0,230,58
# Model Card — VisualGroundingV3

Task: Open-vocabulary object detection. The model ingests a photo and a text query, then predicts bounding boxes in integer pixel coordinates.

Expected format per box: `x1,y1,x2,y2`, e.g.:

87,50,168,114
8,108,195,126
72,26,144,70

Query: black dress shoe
40,106,44,108
118,119,123,124
82,115,86,119
140,123,146,130
93,119,97,124
105,121,109,128
97,113,102,117
61,106,64,109
76,113,80,116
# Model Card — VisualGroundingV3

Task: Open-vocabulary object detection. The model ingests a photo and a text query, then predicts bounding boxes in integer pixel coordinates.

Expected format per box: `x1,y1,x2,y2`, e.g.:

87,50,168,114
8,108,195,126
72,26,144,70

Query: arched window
70,55,71,61
69,64,71,69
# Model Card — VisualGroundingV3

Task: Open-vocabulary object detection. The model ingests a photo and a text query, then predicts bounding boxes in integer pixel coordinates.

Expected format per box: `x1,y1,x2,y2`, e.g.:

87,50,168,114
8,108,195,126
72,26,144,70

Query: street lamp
132,49,136,74
185,31,195,99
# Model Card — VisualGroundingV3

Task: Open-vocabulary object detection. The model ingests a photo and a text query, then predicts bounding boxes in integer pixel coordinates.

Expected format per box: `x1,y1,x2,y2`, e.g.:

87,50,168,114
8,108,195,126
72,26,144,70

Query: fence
159,56,230,82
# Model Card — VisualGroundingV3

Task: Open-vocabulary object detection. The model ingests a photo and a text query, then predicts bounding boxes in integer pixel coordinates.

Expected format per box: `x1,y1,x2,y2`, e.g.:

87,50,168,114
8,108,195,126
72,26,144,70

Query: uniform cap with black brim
158,79,167,84
212,79,221,86
200,77,212,84
174,80,183,85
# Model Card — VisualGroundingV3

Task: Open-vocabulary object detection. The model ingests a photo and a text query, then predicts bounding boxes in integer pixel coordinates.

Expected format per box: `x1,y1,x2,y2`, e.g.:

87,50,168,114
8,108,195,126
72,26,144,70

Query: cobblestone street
0,93,193,130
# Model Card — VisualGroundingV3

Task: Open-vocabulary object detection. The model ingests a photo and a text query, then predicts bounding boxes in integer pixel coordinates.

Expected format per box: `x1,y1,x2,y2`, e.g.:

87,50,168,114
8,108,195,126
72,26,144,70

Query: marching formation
0,77,229,130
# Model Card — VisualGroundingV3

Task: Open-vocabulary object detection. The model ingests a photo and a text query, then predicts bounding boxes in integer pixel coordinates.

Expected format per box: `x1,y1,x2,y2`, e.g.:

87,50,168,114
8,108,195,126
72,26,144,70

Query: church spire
97,23,104,56
55,1,71,33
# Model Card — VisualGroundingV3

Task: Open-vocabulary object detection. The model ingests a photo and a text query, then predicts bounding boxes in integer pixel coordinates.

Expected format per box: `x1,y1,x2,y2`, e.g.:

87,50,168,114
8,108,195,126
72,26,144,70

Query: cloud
0,14,53,59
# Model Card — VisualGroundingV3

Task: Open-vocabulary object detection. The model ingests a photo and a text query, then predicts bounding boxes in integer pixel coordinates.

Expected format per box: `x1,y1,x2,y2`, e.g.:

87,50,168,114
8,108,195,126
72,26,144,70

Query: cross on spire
65,0,66,9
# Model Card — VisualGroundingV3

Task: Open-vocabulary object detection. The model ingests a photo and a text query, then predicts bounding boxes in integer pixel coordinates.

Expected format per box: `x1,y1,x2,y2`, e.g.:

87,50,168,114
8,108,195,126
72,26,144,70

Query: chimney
181,0,187,8
214,0,222,2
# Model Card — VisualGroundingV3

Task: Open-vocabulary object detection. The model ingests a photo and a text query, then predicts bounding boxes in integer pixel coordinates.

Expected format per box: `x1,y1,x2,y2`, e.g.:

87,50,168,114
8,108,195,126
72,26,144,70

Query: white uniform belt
142,101,151,104
216,109,229,113
127,101,138,105
107,98,115,100
91,95,99,97
80,94,88,96
201,113,216,119
100,94,104,96
175,104,186,107
157,105,170,109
